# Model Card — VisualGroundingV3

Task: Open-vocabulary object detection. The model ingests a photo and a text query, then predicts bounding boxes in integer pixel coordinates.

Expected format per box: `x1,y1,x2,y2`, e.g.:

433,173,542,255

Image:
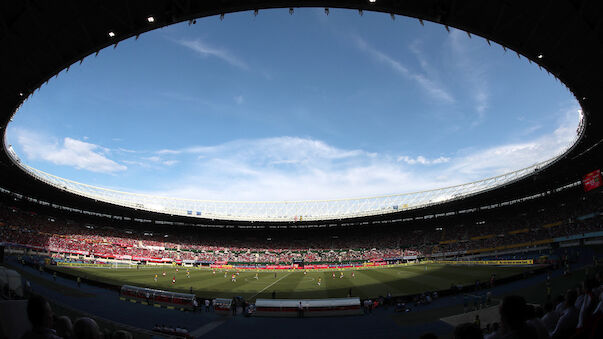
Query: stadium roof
1,0,602,225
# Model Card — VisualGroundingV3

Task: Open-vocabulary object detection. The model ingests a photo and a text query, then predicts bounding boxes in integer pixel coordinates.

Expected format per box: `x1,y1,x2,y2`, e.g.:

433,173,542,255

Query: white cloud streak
15,129,127,174
142,156,179,167
177,39,248,70
398,155,450,165
442,106,580,180
448,29,490,125
11,109,580,200
352,35,454,103
143,108,579,201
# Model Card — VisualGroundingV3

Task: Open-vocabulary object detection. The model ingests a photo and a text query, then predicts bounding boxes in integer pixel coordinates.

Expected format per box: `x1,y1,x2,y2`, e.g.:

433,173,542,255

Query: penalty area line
249,272,292,299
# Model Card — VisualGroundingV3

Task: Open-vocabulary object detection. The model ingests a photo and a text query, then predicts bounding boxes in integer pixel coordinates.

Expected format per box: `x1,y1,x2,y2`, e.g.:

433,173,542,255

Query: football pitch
51,264,534,300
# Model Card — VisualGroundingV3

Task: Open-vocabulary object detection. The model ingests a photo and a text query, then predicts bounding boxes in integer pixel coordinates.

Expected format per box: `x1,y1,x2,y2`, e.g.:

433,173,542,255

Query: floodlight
537,54,543,59
147,16,155,23
108,31,115,37
369,0,377,3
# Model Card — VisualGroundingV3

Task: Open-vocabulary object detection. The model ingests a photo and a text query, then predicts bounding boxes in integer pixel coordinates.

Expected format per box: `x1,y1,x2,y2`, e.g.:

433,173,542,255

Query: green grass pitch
52,264,533,300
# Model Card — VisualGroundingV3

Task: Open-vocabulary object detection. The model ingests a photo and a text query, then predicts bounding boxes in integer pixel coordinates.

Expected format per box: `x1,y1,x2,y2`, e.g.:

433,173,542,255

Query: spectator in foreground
486,295,537,339
524,304,549,339
54,316,73,339
22,295,61,339
577,278,598,329
72,317,101,339
454,322,483,339
550,289,578,339
541,302,559,333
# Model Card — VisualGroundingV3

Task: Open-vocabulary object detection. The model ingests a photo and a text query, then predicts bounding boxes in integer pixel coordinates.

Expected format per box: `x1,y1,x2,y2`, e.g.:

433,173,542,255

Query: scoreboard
583,169,602,192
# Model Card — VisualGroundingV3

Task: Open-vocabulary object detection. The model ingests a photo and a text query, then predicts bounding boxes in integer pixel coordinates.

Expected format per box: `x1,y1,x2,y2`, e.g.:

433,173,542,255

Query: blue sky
7,8,580,201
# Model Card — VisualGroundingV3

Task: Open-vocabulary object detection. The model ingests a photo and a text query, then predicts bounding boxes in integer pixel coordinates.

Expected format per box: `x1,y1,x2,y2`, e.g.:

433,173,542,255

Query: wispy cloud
443,106,580,179
177,39,248,70
142,156,179,167
141,108,579,200
14,129,126,174
448,29,490,125
11,105,579,200
162,160,180,166
398,155,450,165
156,145,216,155
156,137,368,159
352,35,454,103
117,147,138,153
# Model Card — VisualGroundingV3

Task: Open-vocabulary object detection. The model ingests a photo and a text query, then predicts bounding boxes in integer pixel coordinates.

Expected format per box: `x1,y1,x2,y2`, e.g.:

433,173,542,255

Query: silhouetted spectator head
525,304,536,320
565,289,578,308
54,315,73,339
491,322,499,332
111,330,132,339
555,294,564,306
454,323,483,339
534,306,544,318
544,301,553,313
73,317,101,339
27,295,53,329
584,277,598,293
500,295,527,330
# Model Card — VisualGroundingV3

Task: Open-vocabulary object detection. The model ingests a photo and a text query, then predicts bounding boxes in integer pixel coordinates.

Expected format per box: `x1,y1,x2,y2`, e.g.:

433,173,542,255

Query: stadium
1,1,603,338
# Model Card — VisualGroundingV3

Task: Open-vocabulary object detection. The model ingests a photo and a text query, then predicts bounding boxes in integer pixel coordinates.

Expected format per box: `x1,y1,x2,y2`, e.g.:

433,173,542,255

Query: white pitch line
249,272,292,299
189,320,226,338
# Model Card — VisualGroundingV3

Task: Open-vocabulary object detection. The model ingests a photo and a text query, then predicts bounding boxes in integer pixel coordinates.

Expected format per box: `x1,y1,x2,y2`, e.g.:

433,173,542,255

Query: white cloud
156,145,215,155
398,155,450,165
162,160,180,166
10,107,580,201
177,39,248,70
122,160,150,168
142,156,179,167
117,147,137,153
448,29,490,125
143,107,580,201
444,106,580,178
15,129,126,174
352,35,454,103
156,137,368,161
156,149,182,155
144,156,161,162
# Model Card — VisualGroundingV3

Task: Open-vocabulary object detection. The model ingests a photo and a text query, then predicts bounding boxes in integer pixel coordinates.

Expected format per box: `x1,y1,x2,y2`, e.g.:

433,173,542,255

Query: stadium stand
1,185,600,267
